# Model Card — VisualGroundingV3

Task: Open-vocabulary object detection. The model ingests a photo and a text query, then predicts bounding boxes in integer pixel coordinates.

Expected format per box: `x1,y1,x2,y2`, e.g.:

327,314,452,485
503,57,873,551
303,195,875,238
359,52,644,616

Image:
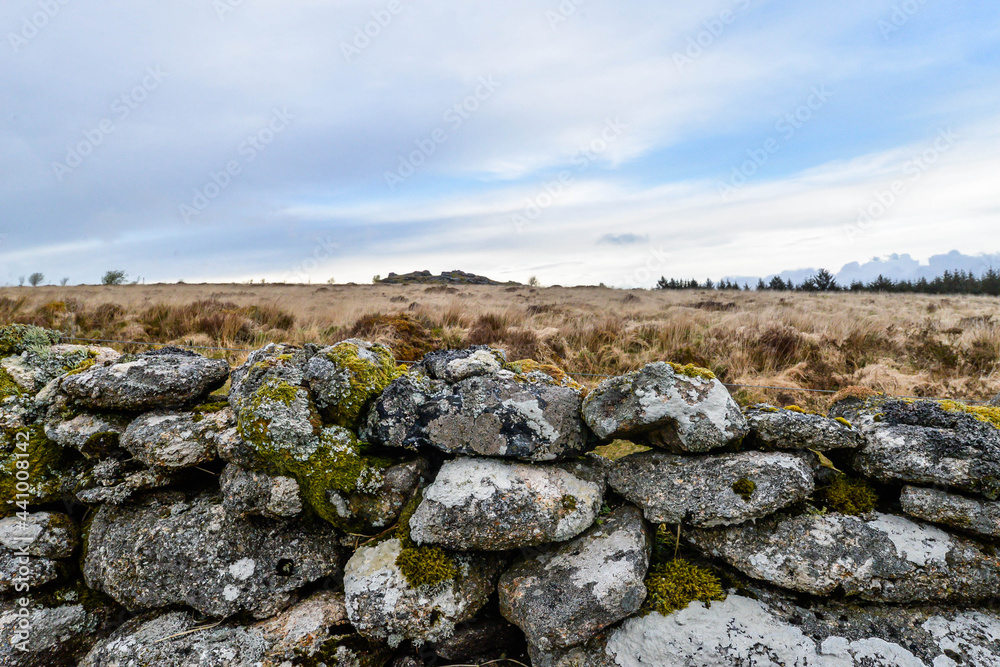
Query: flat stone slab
582,362,747,453
688,512,1000,603
745,404,864,451
499,506,650,653
409,458,604,551
121,410,222,470
61,348,229,411
83,492,341,618
609,450,814,527
901,485,1000,538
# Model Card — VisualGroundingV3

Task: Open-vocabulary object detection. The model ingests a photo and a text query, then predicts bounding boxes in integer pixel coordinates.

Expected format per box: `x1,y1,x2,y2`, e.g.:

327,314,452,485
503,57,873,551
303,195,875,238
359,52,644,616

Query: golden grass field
2,283,999,411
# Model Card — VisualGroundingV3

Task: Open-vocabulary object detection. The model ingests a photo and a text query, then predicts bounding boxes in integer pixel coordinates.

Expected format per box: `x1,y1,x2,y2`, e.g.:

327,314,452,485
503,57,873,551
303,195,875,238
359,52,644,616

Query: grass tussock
1,284,998,411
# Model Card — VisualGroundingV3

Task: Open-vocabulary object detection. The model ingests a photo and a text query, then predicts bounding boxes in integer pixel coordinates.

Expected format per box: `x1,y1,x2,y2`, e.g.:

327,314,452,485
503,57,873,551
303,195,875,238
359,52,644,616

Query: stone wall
1,323,999,666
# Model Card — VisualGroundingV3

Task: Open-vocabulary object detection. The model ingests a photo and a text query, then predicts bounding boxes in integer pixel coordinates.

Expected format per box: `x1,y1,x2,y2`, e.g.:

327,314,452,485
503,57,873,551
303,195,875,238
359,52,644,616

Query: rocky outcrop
582,362,747,452
408,458,604,550
608,450,814,527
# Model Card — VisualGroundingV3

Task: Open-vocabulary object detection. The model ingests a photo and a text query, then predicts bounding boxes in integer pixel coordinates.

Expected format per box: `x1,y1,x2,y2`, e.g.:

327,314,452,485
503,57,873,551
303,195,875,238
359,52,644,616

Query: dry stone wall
1,323,999,666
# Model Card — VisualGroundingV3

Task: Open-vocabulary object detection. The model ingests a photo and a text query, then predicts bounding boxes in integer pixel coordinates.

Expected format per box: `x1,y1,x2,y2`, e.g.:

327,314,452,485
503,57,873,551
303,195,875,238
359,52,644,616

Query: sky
1,0,998,288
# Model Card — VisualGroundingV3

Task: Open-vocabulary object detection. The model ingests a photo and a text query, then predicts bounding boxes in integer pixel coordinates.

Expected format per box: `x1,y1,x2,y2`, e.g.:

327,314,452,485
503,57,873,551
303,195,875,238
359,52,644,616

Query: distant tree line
656,268,1000,296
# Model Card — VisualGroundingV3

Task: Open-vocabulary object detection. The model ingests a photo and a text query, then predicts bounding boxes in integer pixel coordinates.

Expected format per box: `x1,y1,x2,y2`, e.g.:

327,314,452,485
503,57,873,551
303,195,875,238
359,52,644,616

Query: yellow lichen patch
508,358,585,392
938,400,1000,431
822,475,878,515
644,560,726,616
63,356,96,377
591,439,653,461
318,340,404,430
834,417,852,427
667,362,716,381
783,405,820,415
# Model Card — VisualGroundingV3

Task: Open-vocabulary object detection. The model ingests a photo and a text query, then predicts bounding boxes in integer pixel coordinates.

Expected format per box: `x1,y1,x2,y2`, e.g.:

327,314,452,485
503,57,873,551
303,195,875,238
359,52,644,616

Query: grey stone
236,377,318,462
120,407,233,470
2,345,118,396
0,511,78,558
220,463,303,519
989,392,1000,407
326,457,430,532
547,594,1000,667
417,346,507,382
901,485,1000,538
429,615,522,662
745,404,864,451
75,457,174,505
60,348,229,411
83,491,342,618
688,511,1000,603
409,458,604,551
609,450,814,527
344,537,503,647
44,408,132,459
582,362,748,453
364,365,592,461
1,548,64,594
499,506,650,652
0,589,123,667
833,397,1000,500
227,343,315,417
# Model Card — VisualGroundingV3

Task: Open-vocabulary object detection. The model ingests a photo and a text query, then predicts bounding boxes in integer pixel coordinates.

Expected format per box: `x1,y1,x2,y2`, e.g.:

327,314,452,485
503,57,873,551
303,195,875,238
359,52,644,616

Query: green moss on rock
0,366,22,401
644,560,726,616
392,489,460,589
822,475,878,515
938,400,1000,430
732,478,756,502
1,423,67,517
314,340,405,430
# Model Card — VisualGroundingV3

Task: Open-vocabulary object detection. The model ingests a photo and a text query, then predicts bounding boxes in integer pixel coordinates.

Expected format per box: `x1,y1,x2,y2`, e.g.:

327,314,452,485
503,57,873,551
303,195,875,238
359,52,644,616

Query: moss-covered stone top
308,339,404,430
938,400,1000,431
666,362,716,381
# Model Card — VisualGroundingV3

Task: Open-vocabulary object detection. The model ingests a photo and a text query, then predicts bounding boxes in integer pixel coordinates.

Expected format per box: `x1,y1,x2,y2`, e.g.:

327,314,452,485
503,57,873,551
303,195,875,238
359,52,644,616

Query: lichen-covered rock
228,342,315,416
417,346,507,382
60,347,229,411
833,397,1000,500
499,506,650,653
1,547,66,593
120,410,221,470
78,591,390,667
688,511,1000,603
608,450,814,527
305,338,405,429
745,404,864,451
364,365,592,461
75,456,173,505
237,376,319,462
0,511,78,558
325,456,430,532
582,362,748,453
82,491,342,618
43,409,132,459
0,586,124,667
344,537,503,647
551,594,1000,667
2,345,117,397
220,463,303,519
409,458,604,551
901,485,1000,538
429,615,524,662
1,409,73,517
990,392,1000,407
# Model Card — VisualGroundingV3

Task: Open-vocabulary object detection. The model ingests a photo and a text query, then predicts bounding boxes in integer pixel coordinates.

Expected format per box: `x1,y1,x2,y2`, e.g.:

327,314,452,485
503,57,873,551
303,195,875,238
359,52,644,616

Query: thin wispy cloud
1,0,997,286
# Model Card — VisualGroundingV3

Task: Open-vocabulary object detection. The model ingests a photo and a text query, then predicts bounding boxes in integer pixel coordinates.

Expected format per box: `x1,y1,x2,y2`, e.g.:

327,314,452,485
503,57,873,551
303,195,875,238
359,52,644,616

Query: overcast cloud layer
2,0,998,287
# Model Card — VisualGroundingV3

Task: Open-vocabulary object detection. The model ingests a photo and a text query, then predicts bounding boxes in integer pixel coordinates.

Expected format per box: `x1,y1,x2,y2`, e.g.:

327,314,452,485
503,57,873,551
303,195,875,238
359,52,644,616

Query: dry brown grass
2,283,999,412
